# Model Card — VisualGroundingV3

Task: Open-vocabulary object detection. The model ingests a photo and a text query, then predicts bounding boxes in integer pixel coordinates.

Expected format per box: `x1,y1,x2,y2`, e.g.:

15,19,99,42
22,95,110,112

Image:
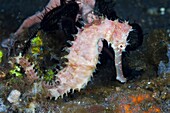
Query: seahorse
46,18,132,99
9,18,132,100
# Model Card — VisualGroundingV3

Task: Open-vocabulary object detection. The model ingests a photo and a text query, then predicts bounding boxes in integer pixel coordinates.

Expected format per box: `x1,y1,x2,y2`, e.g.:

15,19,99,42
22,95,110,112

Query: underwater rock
165,44,170,73
7,89,21,104
158,61,167,76
0,98,7,112
124,29,169,80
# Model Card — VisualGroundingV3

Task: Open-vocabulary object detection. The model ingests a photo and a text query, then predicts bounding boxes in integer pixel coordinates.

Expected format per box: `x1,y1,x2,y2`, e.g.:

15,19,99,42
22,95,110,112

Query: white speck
147,82,151,85
160,7,166,15
78,101,81,104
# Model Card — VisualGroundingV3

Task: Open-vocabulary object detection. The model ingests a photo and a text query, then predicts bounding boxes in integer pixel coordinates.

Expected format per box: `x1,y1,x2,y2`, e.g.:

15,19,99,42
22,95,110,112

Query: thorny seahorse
47,18,132,99
11,18,132,99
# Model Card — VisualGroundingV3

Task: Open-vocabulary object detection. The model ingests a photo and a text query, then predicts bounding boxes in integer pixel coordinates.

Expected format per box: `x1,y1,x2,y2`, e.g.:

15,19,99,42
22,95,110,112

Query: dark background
0,0,169,35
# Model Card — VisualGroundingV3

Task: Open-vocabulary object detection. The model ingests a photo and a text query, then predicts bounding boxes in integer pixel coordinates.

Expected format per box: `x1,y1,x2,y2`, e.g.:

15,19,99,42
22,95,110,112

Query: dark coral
40,1,79,34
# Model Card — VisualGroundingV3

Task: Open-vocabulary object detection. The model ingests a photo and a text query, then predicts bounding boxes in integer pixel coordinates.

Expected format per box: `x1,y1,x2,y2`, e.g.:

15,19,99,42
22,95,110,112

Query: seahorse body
47,19,132,99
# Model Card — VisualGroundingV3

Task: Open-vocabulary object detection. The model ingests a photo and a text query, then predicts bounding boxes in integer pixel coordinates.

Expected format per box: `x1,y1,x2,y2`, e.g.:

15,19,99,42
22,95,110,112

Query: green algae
43,69,55,81
0,50,3,63
9,65,23,77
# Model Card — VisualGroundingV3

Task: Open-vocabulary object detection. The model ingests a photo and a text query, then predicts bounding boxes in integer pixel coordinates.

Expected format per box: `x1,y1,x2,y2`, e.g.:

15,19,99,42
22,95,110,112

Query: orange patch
130,94,150,104
144,106,161,113
115,93,161,113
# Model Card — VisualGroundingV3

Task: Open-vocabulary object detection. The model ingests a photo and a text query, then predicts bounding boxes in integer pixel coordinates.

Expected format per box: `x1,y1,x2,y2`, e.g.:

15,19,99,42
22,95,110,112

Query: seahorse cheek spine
47,19,132,99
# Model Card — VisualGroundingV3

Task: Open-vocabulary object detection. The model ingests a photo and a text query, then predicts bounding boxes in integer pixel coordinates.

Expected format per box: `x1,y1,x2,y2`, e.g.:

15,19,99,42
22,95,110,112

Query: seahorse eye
118,43,125,50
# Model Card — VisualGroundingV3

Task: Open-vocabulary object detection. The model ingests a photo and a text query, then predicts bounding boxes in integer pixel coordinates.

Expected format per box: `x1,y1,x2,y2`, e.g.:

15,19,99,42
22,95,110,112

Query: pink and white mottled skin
14,0,96,37
47,19,132,99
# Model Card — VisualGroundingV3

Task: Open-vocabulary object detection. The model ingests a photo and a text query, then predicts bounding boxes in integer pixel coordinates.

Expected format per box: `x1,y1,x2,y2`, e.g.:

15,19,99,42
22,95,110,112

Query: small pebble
7,90,21,103
0,98,7,112
115,87,121,91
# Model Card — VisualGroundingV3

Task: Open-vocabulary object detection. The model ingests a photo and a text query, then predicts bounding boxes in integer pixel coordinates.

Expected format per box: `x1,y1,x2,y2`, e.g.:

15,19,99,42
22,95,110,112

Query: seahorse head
104,19,132,51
